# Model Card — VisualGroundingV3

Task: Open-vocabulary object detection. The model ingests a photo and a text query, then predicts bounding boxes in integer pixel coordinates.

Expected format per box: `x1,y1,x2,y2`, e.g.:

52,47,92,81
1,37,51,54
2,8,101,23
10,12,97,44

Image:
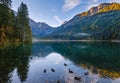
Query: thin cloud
54,16,63,24
63,0,80,12
93,0,98,2
92,0,120,3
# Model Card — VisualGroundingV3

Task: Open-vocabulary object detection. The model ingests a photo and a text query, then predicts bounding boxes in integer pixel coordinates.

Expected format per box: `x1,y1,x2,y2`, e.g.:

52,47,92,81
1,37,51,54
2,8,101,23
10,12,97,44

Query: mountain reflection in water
0,42,120,83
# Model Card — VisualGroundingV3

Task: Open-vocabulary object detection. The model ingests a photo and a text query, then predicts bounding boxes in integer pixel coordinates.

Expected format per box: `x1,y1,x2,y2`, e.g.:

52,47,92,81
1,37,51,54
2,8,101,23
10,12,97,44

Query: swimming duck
43,69,47,73
74,77,81,81
64,63,67,66
51,68,55,72
68,69,74,73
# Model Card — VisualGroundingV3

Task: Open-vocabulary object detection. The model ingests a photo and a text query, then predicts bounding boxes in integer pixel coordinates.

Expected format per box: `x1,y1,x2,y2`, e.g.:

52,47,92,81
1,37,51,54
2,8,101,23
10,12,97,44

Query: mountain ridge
31,2,120,40
29,19,55,37
43,2,120,40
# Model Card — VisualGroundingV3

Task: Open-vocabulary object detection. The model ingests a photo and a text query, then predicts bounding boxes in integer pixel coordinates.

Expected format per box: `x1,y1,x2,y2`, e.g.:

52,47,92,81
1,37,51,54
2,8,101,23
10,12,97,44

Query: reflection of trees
0,44,31,83
32,42,120,70
44,42,120,78
80,64,120,79
32,42,120,78
32,42,54,57
17,59,29,82
57,42,120,68
99,69,120,79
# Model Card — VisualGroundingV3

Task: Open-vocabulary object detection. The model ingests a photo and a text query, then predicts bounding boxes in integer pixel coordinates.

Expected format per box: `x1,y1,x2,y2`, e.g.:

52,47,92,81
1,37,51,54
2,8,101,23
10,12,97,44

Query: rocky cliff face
77,3,111,17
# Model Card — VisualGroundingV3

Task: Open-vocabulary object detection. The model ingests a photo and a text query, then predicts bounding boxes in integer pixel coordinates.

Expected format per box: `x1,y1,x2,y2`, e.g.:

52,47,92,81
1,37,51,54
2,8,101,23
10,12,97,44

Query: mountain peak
29,19,55,37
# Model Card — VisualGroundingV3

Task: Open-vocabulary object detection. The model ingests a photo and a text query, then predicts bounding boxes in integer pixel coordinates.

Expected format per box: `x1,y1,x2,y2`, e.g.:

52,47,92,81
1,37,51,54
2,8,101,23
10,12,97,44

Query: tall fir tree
0,0,12,27
0,0,12,8
16,2,32,43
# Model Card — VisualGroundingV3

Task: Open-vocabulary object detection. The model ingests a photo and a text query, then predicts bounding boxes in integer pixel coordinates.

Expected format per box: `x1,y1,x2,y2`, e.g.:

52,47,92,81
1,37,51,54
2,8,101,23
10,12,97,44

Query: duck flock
43,63,89,83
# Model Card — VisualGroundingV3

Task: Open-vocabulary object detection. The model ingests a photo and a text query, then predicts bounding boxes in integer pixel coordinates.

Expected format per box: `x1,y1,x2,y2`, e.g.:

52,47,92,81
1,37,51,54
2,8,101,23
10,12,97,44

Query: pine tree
16,2,31,43
0,0,13,46
0,4,10,27
0,0,12,27
0,0,12,8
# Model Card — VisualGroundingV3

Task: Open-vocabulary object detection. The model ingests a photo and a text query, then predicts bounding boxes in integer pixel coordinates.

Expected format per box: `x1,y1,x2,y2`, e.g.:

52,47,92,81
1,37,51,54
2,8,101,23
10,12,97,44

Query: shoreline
32,39,120,43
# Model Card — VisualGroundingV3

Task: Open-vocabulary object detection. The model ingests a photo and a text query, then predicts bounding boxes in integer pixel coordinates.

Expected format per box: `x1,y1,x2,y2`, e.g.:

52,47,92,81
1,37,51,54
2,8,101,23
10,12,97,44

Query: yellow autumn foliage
99,3,120,13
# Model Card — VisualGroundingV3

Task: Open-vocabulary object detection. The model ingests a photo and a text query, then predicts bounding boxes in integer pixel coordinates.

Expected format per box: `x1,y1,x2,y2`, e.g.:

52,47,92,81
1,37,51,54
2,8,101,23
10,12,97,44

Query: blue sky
12,0,120,27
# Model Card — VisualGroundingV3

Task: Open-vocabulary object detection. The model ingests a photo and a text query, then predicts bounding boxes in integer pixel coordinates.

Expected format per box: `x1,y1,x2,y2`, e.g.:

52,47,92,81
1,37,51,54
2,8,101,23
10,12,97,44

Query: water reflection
0,45,31,83
0,42,120,83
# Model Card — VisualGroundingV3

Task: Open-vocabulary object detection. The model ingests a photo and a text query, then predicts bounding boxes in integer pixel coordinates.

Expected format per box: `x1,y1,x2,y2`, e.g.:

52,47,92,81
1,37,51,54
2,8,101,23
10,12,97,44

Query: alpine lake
0,41,120,83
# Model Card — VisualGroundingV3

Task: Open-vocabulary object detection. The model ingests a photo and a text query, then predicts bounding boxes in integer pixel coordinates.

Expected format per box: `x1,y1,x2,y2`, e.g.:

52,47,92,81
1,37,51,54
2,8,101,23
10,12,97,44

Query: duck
30,57,32,59
57,80,60,83
64,63,67,66
43,69,47,73
74,77,81,81
51,68,55,72
84,71,89,75
68,69,74,73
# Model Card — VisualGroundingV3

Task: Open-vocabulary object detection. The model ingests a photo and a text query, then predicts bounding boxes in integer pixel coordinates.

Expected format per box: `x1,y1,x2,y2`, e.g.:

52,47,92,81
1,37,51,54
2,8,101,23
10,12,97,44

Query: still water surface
0,42,120,83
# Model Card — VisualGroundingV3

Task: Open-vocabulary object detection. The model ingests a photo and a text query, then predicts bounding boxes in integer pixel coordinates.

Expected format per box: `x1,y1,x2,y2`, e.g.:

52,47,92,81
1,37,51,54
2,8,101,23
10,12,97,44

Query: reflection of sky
11,69,21,83
46,53,64,65
28,53,68,83
11,52,120,83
